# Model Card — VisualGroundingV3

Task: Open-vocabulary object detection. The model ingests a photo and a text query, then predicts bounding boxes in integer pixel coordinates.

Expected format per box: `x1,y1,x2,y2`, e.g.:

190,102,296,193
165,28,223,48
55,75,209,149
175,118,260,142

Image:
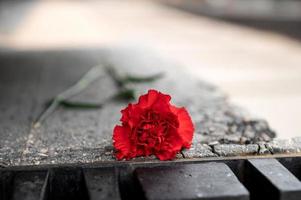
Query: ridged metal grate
1,156,301,200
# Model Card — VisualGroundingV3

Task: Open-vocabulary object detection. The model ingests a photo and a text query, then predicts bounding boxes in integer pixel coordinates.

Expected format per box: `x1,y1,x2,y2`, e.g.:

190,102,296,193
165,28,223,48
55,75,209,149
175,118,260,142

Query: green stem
34,64,163,128
58,88,135,109
59,100,104,109
123,73,164,83
105,65,124,88
33,65,104,128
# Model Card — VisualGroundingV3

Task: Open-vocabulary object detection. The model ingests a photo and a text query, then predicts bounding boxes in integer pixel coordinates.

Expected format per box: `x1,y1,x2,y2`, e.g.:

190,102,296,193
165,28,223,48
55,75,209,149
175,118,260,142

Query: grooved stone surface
135,163,249,200
0,171,14,200
12,171,47,200
0,48,276,166
83,168,121,200
247,159,301,200
48,168,87,200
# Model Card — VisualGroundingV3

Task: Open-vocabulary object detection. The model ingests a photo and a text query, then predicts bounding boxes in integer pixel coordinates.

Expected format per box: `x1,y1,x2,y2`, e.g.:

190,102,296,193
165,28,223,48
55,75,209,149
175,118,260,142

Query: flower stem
33,65,104,128
33,64,163,128
57,88,135,109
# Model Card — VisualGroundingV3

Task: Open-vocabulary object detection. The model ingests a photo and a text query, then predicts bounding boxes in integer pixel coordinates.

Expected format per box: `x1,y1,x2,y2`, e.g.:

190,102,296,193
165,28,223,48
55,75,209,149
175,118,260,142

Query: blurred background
0,0,300,139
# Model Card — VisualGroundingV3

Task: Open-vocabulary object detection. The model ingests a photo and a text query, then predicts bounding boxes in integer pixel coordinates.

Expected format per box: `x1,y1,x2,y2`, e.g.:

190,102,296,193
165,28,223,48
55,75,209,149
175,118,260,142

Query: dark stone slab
0,48,276,166
48,168,88,200
135,162,249,200
246,158,301,200
0,171,14,200
83,168,120,200
278,157,301,181
12,171,48,200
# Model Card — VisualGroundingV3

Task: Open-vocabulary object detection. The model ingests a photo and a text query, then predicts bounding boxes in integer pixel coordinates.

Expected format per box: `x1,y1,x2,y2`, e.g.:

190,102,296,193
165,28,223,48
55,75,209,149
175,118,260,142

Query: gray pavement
0,48,290,167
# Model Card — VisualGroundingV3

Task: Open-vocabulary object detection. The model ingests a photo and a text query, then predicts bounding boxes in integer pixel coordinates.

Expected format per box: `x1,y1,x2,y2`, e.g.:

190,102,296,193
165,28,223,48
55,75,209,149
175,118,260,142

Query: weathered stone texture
213,144,259,157
0,48,278,166
182,143,217,158
266,137,301,154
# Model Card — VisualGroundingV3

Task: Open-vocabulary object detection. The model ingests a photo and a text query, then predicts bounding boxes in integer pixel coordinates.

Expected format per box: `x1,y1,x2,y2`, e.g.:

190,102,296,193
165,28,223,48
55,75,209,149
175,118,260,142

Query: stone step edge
181,136,301,158
2,137,301,167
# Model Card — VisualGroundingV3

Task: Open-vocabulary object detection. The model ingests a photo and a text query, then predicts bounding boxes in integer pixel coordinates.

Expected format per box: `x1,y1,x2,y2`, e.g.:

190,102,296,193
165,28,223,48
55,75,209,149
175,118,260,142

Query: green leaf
54,89,135,109
105,65,124,88
112,88,135,101
122,73,164,84
59,100,103,109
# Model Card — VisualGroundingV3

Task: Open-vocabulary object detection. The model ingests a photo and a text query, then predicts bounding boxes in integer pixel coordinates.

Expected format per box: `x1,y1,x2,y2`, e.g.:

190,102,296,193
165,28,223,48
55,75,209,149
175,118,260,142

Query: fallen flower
113,89,194,161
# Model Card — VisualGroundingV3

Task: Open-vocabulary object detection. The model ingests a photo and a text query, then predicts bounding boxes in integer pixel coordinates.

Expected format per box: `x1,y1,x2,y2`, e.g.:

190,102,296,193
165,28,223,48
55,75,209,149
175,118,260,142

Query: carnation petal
156,149,177,161
120,105,131,122
155,131,183,160
137,89,159,108
152,94,172,113
120,104,142,128
112,125,132,160
170,106,194,148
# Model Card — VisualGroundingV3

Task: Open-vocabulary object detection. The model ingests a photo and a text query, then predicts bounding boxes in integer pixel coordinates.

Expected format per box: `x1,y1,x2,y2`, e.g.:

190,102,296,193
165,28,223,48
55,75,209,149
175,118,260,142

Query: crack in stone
256,144,261,155
20,65,44,166
264,143,274,155
264,143,273,155
210,145,221,157
180,151,186,158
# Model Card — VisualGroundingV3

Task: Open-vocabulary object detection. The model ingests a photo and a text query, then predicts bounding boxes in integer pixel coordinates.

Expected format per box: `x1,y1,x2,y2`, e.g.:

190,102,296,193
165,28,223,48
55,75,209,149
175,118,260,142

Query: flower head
113,89,194,160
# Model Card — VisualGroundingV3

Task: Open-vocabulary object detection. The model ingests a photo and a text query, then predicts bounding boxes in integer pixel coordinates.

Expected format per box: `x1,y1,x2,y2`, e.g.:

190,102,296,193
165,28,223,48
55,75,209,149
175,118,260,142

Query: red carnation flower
113,89,194,160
